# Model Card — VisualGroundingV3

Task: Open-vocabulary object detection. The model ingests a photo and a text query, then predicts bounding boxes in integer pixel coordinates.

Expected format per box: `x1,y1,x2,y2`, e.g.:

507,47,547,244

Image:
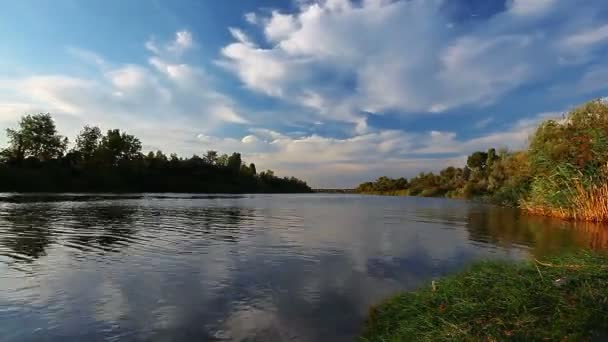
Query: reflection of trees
67,205,138,251
0,205,55,262
201,207,251,228
466,206,535,246
465,206,608,256
183,207,254,243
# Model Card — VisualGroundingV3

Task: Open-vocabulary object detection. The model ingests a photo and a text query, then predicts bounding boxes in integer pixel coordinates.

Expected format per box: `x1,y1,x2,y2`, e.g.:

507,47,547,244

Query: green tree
486,148,498,169
5,113,68,161
0,113,313,194
227,152,242,173
99,129,142,166
216,154,229,167
204,150,218,165
467,151,488,170
73,126,102,162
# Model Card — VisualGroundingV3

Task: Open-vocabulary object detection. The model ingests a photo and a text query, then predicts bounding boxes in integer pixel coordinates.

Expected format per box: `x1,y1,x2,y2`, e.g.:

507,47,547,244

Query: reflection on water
466,205,608,255
1,205,54,262
0,194,606,341
65,206,138,253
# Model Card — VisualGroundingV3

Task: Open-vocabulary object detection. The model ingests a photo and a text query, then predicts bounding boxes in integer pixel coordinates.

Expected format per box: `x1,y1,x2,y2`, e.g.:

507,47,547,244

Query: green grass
361,252,608,341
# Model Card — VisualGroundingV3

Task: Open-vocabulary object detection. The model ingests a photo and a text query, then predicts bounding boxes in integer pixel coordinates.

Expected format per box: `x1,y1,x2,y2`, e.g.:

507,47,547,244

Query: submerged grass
361,252,608,341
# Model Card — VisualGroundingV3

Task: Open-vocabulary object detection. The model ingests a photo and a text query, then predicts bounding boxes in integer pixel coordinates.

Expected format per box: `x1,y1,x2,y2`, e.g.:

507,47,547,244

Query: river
1,193,606,341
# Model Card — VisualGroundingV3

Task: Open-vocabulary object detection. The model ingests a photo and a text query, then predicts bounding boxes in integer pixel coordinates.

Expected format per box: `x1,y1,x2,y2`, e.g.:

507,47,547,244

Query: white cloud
264,11,298,42
507,0,556,16
244,12,258,24
18,76,103,115
1,31,248,155
241,135,258,144
3,2,608,187
574,64,608,94
212,104,249,124
145,30,194,57
561,24,608,49
187,110,556,187
475,117,494,129
145,40,161,55
220,0,606,130
66,47,107,68
0,102,41,124
219,42,289,97
172,31,193,51
107,65,171,104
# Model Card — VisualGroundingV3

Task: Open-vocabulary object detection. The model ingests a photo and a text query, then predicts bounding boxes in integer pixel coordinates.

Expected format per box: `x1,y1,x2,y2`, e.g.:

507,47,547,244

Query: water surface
1,194,606,341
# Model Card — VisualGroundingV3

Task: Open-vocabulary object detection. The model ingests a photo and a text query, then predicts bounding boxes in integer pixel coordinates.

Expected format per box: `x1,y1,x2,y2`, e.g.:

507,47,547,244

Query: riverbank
362,252,608,341
356,100,608,223
356,190,409,196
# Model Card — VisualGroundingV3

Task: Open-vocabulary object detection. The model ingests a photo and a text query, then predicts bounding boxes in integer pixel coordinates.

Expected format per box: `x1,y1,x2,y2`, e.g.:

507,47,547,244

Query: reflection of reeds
573,220,608,250
522,182,608,223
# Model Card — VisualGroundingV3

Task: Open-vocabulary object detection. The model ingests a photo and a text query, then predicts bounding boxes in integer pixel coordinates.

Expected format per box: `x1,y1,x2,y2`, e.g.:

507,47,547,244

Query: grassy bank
362,252,608,341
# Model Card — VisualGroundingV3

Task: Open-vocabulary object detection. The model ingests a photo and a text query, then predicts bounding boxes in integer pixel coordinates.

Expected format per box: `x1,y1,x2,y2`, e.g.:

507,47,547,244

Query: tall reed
522,180,608,222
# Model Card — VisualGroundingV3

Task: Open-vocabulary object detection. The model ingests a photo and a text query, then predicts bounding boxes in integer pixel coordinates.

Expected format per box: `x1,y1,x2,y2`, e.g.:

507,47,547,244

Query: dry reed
522,181,608,222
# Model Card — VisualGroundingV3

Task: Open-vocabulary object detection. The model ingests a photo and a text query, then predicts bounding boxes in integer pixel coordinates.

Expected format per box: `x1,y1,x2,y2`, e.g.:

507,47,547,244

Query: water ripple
0,194,605,342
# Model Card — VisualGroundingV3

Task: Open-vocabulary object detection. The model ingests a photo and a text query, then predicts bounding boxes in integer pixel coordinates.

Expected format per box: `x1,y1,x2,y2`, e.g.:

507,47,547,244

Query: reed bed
522,181,608,223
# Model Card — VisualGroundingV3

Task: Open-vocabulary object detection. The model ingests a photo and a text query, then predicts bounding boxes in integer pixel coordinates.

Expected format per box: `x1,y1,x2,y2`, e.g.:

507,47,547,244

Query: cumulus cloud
1,31,247,153
3,1,608,187
219,0,607,129
264,11,298,42
189,110,556,187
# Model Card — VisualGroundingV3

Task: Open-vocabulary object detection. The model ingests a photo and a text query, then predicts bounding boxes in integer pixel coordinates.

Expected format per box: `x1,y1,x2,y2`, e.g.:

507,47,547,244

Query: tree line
0,113,312,193
356,147,528,204
356,99,608,221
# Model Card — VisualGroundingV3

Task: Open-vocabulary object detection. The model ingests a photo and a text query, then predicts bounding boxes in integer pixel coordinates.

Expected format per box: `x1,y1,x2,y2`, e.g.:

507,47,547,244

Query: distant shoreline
0,113,312,194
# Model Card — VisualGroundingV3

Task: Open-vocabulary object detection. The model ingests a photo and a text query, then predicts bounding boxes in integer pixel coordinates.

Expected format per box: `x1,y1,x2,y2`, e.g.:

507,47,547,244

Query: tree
0,113,313,194
73,126,102,162
5,113,68,161
227,152,242,173
462,166,471,181
260,169,274,178
486,148,498,169
204,150,218,165
145,150,168,168
169,153,180,167
467,151,488,170
216,154,229,167
155,150,168,163
99,129,142,166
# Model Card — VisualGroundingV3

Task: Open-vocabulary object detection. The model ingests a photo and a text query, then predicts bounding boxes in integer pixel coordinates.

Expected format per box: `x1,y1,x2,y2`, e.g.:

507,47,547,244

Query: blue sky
1,0,608,187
